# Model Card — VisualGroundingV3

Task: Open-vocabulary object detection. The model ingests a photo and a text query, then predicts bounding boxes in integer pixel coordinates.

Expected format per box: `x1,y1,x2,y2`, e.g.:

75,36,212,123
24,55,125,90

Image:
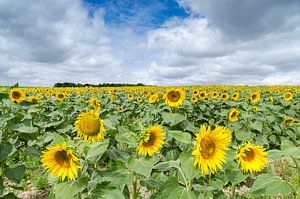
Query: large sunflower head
137,126,165,157
164,88,185,107
228,108,240,122
192,124,232,175
75,110,105,142
250,92,260,103
283,92,293,101
41,143,80,181
89,98,101,110
9,88,26,103
283,117,294,126
235,142,268,173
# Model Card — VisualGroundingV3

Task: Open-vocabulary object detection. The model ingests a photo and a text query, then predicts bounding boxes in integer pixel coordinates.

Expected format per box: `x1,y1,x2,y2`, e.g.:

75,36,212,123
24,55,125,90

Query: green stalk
291,157,300,198
231,184,236,199
132,179,138,199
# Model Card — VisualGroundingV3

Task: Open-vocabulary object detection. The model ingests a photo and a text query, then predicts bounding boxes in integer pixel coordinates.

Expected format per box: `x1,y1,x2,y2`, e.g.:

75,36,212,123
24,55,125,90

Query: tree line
53,82,146,87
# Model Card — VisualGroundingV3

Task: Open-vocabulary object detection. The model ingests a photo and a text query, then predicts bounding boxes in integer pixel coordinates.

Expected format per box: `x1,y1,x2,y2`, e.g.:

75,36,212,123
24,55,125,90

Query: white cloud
143,0,300,85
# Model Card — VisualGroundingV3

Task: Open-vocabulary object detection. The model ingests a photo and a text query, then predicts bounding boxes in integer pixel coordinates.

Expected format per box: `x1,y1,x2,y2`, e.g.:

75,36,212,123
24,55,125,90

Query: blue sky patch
84,0,189,30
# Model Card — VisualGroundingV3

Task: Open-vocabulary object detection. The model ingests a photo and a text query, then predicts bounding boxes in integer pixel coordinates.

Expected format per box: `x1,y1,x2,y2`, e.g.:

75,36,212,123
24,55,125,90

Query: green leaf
250,173,293,196
128,157,155,178
24,147,42,158
225,166,249,185
54,182,76,199
234,130,255,141
161,177,196,199
168,130,192,144
0,144,16,162
283,147,300,159
115,126,137,147
140,179,163,190
4,165,26,183
179,153,197,181
249,121,263,132
86,139,109,164
281,140,294,150
161,112,186,126
88,182,125,199
267,149,283,160
153,160,180,171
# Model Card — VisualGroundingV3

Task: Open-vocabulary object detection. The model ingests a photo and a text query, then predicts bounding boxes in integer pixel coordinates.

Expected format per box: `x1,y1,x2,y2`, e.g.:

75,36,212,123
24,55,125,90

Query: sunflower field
0,85,299,199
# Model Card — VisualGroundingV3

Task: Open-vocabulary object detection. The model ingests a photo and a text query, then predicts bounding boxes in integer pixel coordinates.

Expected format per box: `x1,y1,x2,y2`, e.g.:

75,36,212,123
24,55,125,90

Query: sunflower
164,88,185,107
137,126,165,156
250,92,260,103
56,93,65,101
235,142,268,173
228,109,240,122
252,106,258,112
198,91,207,100
75,110,105,142
220,93,229,101
149,94,159,104
137,97,143,103
231,92,239,101
128,94,134,100
283,117,294,126
41,143,80,181
193,90,199,95
117,106,123,113
9,88,26,103
283,92,293,101
191,95,198,103
89,98,100,110
28,96,39,103
192,125,232,175
211,91,219,99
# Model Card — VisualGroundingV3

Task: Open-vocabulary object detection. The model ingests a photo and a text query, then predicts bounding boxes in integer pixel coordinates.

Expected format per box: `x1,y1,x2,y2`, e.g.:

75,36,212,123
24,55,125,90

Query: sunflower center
58,94,64,98
231,111,237,118
285,119,293,124
251,94,257,100
200,139,216,159
55,150,71,168
285,94,291,99
12,91,21,99
31,98,38,103
143,132,156,147
200,93,205,97
167,91,180,102
242,149,255,162
80,114,100,136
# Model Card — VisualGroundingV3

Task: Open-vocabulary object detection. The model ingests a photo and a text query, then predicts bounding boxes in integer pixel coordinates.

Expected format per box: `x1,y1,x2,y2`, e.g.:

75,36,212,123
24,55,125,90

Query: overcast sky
0,0,299,86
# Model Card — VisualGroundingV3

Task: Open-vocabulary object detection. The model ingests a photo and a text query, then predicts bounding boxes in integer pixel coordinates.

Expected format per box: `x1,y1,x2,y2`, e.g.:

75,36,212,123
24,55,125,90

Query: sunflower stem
132,179,138,199
231,184,236,199
291,157,300,198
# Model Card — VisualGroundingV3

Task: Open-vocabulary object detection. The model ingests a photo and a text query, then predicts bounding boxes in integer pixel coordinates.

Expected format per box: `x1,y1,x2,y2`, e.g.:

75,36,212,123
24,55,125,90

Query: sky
0,0,299,86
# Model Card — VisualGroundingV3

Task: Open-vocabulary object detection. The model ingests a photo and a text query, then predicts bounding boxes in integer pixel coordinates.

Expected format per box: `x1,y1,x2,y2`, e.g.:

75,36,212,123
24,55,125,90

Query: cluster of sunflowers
37,88,274,182
1,85,299,198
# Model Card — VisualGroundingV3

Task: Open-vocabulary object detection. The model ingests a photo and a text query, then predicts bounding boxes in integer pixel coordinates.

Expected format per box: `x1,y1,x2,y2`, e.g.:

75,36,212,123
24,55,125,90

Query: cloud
143,0,300,85
0,0,299,86
0,0,122,86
